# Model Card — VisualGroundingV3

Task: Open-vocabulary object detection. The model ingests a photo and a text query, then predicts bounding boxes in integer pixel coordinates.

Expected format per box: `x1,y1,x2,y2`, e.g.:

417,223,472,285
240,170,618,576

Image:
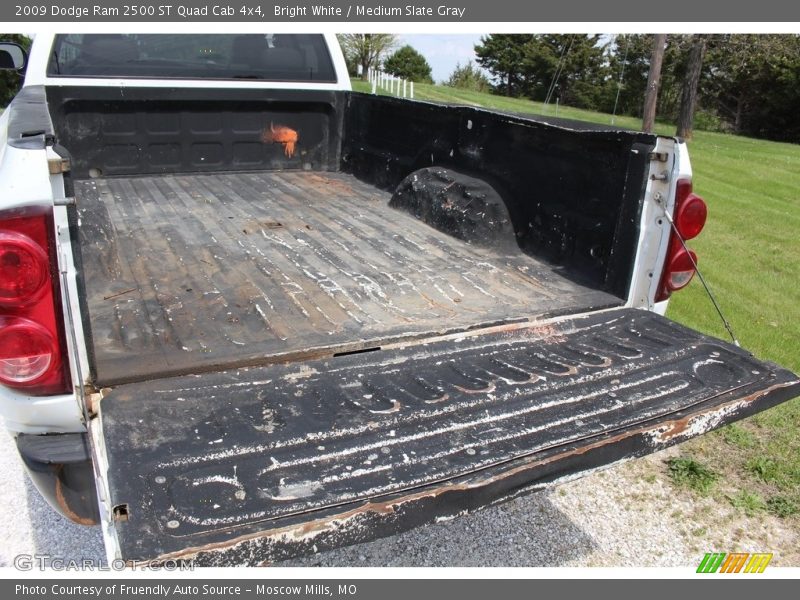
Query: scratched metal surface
98,308,800,563
75,171,620,386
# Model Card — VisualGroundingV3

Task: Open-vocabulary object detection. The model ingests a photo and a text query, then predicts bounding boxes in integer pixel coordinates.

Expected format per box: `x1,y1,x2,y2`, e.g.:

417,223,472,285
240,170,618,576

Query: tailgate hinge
648,151,669,162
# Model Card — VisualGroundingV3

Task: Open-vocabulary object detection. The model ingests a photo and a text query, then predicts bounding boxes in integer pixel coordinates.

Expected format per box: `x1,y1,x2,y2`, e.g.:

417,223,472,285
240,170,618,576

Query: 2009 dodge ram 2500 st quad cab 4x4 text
0,33,797,566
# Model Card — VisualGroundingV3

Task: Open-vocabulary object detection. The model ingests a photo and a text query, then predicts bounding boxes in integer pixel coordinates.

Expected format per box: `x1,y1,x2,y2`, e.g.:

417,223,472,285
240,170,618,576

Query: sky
398,34,485,83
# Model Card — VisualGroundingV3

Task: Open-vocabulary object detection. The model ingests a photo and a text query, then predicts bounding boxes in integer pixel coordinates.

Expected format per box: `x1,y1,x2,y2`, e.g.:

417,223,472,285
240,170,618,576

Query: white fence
366,68,415,99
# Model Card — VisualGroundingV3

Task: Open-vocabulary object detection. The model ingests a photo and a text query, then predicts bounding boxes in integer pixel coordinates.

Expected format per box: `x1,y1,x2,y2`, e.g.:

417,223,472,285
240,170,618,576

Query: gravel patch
1,428,795,568
282,449,799,567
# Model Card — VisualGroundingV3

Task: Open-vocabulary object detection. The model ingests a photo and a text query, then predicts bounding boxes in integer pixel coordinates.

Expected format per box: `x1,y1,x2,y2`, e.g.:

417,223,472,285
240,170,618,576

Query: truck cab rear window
48,34,337,83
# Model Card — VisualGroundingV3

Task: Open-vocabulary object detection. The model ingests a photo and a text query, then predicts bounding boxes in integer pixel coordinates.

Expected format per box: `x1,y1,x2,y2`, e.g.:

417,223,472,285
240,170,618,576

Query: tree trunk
360,34,372,81
642,34,667,133
734,91,745,133
676,35,707,139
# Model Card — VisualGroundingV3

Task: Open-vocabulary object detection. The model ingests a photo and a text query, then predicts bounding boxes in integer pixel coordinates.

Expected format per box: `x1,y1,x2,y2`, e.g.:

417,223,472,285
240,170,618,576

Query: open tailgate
94,308,799,565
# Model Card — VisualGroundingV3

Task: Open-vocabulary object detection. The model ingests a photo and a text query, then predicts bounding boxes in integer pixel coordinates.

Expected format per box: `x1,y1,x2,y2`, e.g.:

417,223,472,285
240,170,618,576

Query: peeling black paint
390,166,521,253
99,309,800,564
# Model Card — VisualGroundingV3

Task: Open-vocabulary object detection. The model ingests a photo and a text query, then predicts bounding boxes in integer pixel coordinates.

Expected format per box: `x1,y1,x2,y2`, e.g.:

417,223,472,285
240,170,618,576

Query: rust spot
261,123,298,158
652,382,796,442
550,364,579,376
656,414,701,441
103,287,137,301
453,383,495,395
55,469,97,526
424,392,453,403
306,173,355,195
593,356,613,368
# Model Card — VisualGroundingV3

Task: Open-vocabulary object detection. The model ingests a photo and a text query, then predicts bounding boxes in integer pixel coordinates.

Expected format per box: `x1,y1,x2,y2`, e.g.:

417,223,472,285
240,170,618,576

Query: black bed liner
76,170,619,386
98,308,799,565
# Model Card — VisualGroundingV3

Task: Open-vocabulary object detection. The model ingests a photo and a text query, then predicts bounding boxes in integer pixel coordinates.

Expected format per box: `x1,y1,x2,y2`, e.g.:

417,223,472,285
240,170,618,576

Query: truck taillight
673,180,707,240
0,318,58,383
656,179,707,303
0,231,50,306
0,207,71,395
664,247,698,291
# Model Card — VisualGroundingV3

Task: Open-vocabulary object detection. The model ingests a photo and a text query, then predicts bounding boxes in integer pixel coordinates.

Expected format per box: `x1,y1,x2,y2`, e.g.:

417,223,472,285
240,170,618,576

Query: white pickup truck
0,33,797,566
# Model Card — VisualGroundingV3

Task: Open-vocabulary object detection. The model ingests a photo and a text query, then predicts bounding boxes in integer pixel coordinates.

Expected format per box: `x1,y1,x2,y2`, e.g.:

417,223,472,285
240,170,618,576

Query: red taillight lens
655,178,706,303
0,231,50,307
665,247,698,291
0,207,71,395
0,317,58,384
674,185,707,241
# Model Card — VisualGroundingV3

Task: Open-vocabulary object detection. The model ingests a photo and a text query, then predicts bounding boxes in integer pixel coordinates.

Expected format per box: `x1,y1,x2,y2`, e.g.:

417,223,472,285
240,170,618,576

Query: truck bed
76,171,621,386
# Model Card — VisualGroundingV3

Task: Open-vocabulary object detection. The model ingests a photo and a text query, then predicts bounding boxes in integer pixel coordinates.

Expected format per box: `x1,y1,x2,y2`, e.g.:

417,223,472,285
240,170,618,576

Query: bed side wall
341,93,655,298
45,87,347,177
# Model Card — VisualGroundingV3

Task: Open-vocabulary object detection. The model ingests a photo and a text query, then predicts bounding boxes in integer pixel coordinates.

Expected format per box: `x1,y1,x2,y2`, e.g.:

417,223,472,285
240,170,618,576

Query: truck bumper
16,433,100,525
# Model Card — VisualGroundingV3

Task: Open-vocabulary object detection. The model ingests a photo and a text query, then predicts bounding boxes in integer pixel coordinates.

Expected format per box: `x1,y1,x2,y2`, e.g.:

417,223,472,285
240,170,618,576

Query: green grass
720,424,757,449
350,78,800,525
766,496,798,518
746,457,782,485
667,457,719,495
728,490,768,516
351,77,674,133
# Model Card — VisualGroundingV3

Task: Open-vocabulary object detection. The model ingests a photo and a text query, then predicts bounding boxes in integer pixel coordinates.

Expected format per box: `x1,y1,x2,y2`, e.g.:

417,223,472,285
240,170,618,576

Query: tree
446,62,491,93
602,34,692,119
475,34,610,107
519,34,610,108
474,34,532,96
676,35,707,139
602,35,653,117
470,32,800,142
642,34,667,133
0,34,31,107
383,45,433,83
337,34,398,81
703,34,800,139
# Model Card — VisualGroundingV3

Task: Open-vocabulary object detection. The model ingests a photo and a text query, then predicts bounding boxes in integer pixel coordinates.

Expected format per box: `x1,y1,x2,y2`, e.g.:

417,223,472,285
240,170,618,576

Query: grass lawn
352,77,800,524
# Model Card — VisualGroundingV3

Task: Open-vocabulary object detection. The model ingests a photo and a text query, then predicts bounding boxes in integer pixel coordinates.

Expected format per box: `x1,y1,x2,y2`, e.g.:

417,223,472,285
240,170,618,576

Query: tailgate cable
660,203,741,347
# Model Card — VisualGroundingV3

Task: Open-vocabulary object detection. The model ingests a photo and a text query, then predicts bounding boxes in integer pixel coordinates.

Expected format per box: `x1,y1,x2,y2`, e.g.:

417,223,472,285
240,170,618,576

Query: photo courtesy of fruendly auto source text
0,0,798,595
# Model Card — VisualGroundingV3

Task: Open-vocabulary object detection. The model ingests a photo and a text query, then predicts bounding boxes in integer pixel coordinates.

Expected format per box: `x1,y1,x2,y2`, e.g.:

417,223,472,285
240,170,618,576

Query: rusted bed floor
76,170,621,386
